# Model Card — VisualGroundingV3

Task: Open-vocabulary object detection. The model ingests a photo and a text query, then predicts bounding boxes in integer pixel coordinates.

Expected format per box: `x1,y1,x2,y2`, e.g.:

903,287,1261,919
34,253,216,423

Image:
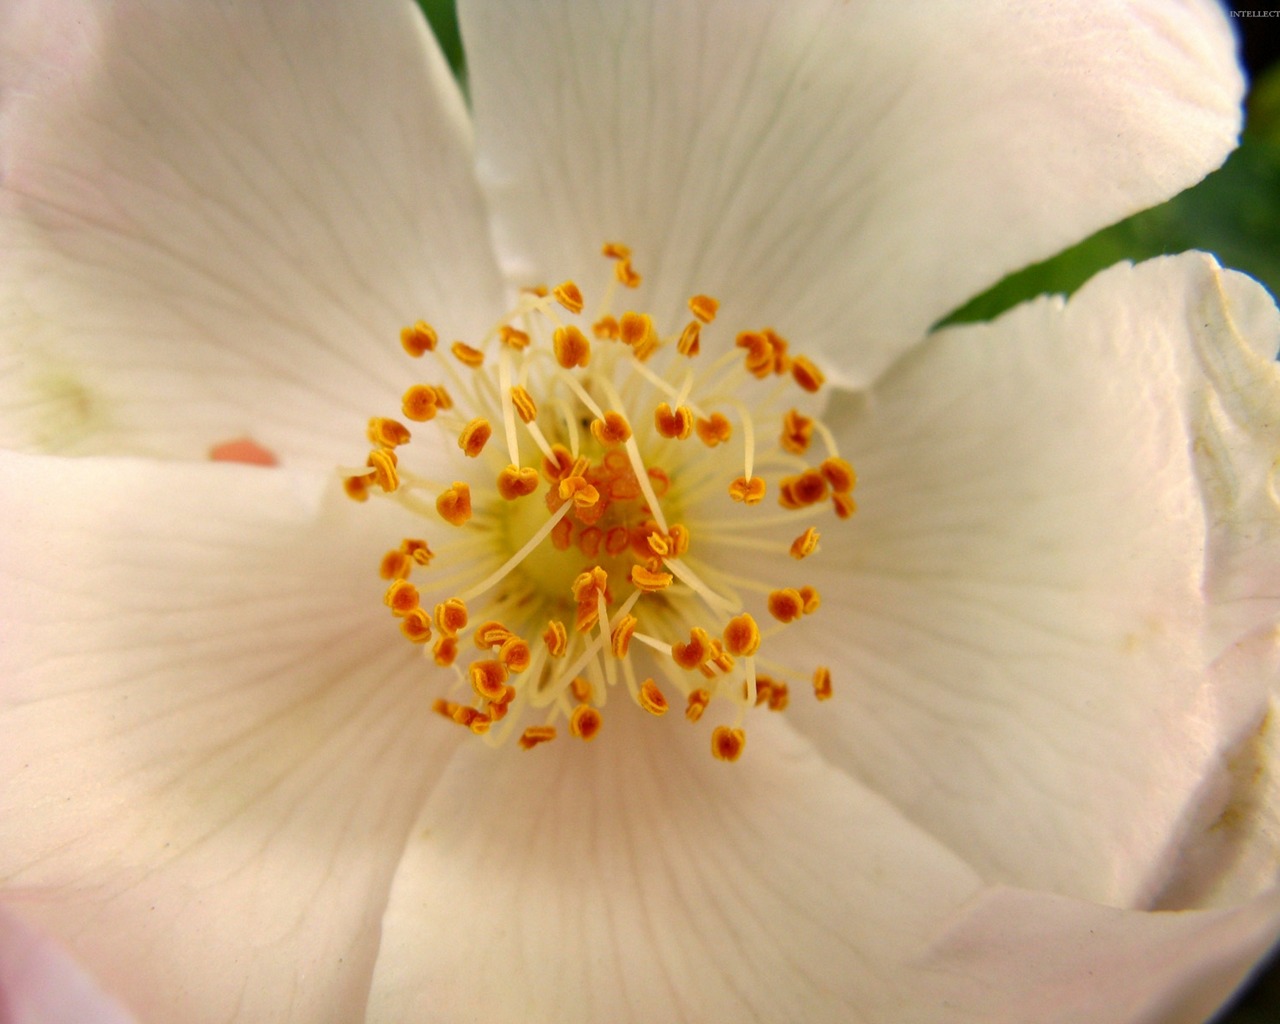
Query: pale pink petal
0,0,503,464
764,255,1280,906
460,0,1241,385
366,711,982,1023
0,451,457,1023
0,905,135,1024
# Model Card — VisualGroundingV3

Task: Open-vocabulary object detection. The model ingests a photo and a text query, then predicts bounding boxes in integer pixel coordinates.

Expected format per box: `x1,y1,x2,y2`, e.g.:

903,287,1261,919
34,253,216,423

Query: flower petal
366,712,982,1023
780,254,1280,906
459,0,1241,385
923,884,1280,1024
0,905,136,1024
0,0,503,463
0,452,454,1023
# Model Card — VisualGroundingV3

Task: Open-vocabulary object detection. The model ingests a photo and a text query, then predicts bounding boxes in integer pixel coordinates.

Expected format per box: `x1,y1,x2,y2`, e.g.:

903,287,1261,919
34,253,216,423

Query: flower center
344,244,855,760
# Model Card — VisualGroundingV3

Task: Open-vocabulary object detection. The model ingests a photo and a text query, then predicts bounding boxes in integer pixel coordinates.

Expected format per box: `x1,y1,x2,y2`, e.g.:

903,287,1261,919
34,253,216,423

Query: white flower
2,2,1279,1023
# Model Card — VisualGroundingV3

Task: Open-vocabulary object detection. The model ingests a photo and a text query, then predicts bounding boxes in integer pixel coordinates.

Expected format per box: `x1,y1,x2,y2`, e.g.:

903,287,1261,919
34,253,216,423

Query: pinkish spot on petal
209,438,278,467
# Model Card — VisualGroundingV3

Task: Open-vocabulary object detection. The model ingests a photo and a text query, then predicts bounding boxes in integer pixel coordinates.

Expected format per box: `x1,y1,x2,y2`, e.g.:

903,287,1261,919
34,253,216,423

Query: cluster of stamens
343,244,856,760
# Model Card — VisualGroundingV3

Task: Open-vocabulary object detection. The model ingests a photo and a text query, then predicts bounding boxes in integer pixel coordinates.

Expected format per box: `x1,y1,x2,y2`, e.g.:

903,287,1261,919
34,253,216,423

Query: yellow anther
592,316,620,340
764,328,791,375
601,242,631,260
570,677,593,703
571,566,609,603
510,385,538,423
432,385,454,410
384,579,420,616
781,409,814,454
434,597,469,637
400,608,433,643
638,679,669,716
737,331,774,378
688,294,719,324
676,321,701,357
798,586,821,614
436,481,472,526
631,564,674,592
667,524,691,557
451,341,485,368
654,402,694,440
553,325,591,368
400,320,438,357
820,457,857,494
401,384,440,422
475,622,512,649
686,689,710,722
619,311,653,348
497,464,540,500
366,448,399,492
711,726,746,762
569,704,603,740
728,475,766,504
672,627,713,670
343,475,370,503
458,418,493,458
519,725,557,750
379,549,410,581
791,355,825,393
789,527,820,559
433,636,458,667
646,531,670,557
499,325,531,349
470,659,509,702
590,411,632,446
400,538,434,565
367,417,411,448
498,635,532,672
559,475,601,509
767,588,805,623
813,666,833,701
723,613,761,657
833,492,857,519
695,413,732,447
553,280,585,314
615,258,642,288
610,614,638,657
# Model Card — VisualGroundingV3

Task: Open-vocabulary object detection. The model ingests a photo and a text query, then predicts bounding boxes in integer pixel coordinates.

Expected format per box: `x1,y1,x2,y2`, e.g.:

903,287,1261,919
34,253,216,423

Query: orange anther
541,444,575,482
676,321,702,357
791,355,825,392
579,526,604,558
572,566,609,603
637,679,669,716
614,258,641,288
820,457,857,494
379,549,410,580
553,325,591,368
610,615,638,658
798,586,821,614
432,385,454,410
631,564,673,592
672,627,712,670
646,531,670,557
499,325,531,349
474,621,513,649
688,294,719,324
497,464,540,500
833,492,857,519
550,517,574,551
458,418,493,458
367,417,411,448
780,409,814,454
711,726,746,762
618,311,653,348
401,384,440,422
400,538,434,565
654,402,694,440
767,680,790,711
543,619,568,657
590,411,632,446
569,704,603,740
592,316,620,340
433,636,458,667
400,608,433,643
737,331,774,378
790,527,820,559
510,385,538,423
366,448,399,492
519,725,557,750
767,588,805,623
400,320,438,357
559,475,601,509
686,688,711,722
434,597,469,637
813,666,833,701
604,526,630,556
723,613,761,657
498,635,532,672
436,482,472,526
451,341,485,368
695,413,732,447
384,580,419,616
780,470,828,509
728,476,766,504
667,524,690,557
343,475,370,503
553,280,584,314
470,659,509,702
601,242,631,260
